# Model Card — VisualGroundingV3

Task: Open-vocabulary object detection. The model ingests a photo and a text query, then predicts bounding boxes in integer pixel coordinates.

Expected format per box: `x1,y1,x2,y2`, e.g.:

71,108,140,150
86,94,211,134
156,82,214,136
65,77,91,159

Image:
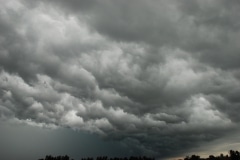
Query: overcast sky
1,0,240,160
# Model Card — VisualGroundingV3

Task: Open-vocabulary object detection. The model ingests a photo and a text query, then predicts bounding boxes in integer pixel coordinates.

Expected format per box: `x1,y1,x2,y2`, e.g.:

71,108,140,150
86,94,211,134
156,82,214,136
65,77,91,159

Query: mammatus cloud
0,0,240,158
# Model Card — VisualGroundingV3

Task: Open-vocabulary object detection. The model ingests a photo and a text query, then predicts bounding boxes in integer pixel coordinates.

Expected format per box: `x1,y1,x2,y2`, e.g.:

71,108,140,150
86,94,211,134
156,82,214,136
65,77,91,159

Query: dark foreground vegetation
38,150,240,160
183,150,240,160
38,155,155,160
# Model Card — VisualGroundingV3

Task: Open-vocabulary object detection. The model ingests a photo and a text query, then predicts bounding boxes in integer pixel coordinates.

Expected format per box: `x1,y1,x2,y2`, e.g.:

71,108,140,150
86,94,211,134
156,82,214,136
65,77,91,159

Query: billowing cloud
0,0,240,159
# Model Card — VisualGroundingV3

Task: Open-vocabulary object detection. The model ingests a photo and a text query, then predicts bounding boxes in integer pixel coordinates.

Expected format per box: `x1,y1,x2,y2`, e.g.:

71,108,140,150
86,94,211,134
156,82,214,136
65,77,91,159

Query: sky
0,0,240,160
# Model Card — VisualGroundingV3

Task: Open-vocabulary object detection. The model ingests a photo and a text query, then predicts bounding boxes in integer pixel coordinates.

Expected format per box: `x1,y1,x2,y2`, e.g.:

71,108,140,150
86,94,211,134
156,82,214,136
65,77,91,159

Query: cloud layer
1,0,240,158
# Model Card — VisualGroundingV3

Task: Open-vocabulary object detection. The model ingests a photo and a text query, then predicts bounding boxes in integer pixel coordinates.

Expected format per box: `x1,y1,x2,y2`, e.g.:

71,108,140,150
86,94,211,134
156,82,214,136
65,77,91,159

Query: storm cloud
0,0,240,159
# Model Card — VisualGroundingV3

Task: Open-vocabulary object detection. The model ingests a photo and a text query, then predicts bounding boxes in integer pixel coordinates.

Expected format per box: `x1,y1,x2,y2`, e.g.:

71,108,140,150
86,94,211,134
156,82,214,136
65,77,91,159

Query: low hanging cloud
1,0,240,158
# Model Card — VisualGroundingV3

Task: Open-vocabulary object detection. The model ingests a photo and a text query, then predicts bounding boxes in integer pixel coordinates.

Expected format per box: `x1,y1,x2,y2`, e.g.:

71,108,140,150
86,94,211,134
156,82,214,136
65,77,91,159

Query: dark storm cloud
176,0,240,70
1,0,240,159
32,0,240,70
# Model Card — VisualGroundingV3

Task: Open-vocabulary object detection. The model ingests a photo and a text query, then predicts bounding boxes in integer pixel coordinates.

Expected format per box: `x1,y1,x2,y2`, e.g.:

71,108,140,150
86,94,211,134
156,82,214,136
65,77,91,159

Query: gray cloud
1,0,240,159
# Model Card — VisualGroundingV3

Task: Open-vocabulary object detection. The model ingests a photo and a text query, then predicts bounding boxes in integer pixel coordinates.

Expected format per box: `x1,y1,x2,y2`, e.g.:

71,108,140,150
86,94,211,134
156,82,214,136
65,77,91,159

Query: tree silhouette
38,150,240,160
229,150,240,160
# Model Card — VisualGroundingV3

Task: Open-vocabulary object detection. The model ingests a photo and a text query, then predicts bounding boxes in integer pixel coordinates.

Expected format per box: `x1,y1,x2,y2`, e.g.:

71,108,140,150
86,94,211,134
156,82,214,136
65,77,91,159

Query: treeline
38,155,72,160
183,150,240,160
38,155,155,160
82,156,154,160
38,150,240,160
